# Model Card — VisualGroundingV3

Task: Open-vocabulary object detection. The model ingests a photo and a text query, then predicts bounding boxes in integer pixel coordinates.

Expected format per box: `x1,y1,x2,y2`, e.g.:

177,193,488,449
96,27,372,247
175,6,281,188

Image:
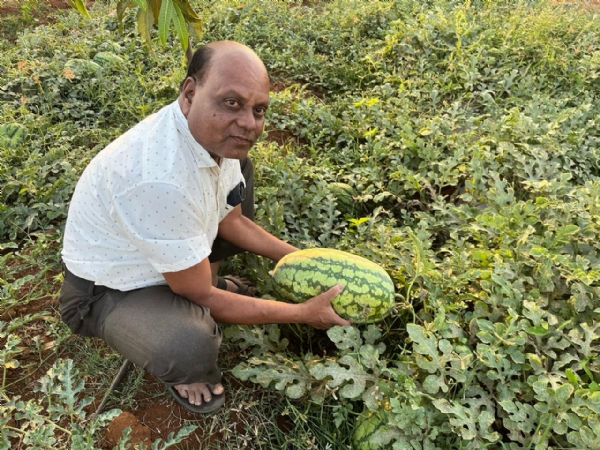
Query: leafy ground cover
1,0,600,448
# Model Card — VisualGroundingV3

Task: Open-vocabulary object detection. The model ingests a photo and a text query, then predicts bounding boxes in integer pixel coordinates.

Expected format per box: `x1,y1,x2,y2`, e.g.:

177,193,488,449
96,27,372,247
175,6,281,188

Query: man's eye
254,107,267,116
226,99,238,107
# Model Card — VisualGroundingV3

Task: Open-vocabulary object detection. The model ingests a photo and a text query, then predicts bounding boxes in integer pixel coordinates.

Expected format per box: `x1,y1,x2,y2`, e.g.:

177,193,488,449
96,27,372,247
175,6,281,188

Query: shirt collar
171,100,217,168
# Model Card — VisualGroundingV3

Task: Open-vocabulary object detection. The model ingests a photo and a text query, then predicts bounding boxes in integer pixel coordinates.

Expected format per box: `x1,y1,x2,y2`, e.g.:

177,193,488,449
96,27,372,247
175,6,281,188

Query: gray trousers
58,158,254,386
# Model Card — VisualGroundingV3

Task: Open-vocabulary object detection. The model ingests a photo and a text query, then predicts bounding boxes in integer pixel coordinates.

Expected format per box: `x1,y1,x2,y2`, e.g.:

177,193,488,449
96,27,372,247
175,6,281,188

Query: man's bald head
181,41,269,89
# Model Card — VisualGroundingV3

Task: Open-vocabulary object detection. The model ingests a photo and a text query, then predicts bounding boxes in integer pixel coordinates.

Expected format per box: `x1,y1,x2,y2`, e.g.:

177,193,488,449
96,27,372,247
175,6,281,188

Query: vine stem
4,424,69,447
2,419,72,437
43,416,72,436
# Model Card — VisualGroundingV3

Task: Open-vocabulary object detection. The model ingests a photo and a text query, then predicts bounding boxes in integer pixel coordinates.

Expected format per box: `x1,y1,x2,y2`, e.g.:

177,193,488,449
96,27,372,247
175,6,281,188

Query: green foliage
69,0,202,53
223,1,600,448
0,358,195,449
3,0,600,448
0,7,185,241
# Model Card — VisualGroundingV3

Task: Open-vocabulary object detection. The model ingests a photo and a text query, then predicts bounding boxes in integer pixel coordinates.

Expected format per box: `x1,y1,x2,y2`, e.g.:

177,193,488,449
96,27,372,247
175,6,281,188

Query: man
59,41,351,414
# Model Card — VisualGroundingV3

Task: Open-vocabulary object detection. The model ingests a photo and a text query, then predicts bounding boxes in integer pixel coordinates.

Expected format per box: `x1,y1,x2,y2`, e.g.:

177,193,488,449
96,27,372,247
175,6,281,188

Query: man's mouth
231,136,253,145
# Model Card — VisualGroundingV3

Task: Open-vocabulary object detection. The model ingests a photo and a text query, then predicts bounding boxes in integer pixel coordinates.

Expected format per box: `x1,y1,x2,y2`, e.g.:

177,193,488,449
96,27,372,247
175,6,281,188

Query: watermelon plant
2,0,600,448
352,408,391,450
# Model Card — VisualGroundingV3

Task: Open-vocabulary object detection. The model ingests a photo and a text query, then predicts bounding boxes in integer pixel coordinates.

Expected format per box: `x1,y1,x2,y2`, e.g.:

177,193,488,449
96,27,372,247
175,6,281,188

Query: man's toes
175,385,189,399
200,385,213,403
210,383,225,395
190,389,204,406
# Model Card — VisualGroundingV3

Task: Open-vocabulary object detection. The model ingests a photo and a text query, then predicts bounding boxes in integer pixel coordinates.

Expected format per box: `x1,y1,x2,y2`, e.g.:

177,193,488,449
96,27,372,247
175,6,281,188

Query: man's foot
217,275,258,296
174,382,224,406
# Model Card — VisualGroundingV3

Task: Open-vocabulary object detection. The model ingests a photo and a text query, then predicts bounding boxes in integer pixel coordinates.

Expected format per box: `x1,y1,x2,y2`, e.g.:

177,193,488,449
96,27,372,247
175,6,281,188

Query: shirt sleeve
110,182,212,273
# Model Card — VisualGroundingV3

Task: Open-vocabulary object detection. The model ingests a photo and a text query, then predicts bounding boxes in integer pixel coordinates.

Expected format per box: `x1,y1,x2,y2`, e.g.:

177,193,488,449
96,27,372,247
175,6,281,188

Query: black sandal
166,384,225,414
216,275,257,297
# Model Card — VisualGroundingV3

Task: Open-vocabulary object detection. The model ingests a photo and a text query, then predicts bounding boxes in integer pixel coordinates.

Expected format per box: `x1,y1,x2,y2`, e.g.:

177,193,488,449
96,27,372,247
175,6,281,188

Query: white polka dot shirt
62,101,244,291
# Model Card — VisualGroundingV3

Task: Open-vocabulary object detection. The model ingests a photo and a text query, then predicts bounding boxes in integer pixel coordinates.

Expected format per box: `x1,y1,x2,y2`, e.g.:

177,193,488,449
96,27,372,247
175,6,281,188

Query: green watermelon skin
352,409,391,450
64,59,102,75
93,52,126,68
329,182,356,208
0,123,27,148
271,248,395,323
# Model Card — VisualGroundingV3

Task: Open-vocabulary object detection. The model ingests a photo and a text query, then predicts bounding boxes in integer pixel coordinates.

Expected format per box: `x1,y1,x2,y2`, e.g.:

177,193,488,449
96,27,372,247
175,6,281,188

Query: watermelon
352,409,391,450
64,59,102,75
93,52,126,68
98,41,122,54
271,248,395,323
0,123,27,148
328,182,356,209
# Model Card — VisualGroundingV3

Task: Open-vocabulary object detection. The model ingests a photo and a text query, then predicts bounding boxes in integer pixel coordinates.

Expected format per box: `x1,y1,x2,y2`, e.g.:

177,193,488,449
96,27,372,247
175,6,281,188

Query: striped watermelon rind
64,59,102,75
352,409,391,450
0,123,27,148
93,52,126,68
271,248,395,323
329,182,356,208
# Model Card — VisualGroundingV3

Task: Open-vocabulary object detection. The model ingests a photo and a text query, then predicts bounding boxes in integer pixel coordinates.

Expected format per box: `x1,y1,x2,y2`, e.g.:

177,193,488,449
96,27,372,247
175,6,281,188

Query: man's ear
179,77,196,115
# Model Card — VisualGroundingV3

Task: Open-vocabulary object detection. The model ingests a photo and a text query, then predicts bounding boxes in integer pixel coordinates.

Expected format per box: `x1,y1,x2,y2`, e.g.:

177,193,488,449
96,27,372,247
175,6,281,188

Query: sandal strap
216,277,228,290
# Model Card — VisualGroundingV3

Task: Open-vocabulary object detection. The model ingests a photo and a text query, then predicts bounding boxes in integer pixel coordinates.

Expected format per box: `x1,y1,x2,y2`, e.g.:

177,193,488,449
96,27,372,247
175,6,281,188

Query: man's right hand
300,285,352,329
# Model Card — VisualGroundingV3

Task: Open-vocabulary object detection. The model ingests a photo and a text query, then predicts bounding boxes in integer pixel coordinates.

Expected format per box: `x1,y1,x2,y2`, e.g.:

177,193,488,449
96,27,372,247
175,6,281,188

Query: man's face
179,51,270,161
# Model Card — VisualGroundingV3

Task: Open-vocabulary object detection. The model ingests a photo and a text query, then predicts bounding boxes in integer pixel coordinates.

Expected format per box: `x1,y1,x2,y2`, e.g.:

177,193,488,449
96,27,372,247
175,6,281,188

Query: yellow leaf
75,0,91,18
148,0,160,23
172,0,201,22
190,21,202,40
5,360,19,369
137,6,155,50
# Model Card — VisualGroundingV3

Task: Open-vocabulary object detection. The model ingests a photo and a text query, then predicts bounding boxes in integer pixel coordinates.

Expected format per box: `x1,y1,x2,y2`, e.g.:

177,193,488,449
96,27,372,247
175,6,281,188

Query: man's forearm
218,213,297,261
191,286,306,324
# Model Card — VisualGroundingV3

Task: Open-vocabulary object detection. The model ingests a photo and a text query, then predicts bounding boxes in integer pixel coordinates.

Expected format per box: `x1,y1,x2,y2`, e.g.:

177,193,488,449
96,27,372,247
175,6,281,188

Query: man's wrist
293,300,313,324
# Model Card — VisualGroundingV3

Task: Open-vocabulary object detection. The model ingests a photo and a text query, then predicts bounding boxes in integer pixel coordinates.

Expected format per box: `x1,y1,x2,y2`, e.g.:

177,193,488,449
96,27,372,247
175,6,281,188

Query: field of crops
1,0,600,448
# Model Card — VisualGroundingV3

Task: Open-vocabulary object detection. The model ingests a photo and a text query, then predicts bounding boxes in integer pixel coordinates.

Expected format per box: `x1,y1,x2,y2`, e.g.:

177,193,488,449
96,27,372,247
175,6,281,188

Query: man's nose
236,107,258,131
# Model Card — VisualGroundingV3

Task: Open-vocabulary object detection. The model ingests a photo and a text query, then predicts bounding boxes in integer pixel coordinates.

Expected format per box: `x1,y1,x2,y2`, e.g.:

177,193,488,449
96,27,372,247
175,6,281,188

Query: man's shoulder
94,102,191,182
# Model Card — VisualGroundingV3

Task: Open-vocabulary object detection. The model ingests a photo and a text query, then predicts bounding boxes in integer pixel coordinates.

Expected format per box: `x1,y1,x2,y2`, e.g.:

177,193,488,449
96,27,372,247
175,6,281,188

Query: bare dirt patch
0,0,95,41
0,0,73,24
104,412,152,448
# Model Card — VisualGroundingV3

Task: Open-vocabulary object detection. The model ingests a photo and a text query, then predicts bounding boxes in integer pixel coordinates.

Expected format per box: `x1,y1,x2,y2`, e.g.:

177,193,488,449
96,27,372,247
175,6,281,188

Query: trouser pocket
58,273,107,336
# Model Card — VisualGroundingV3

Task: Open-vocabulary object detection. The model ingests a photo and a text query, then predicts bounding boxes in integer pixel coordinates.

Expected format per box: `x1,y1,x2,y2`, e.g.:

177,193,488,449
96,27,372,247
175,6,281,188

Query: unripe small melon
0,123,27,148
352,409,391,450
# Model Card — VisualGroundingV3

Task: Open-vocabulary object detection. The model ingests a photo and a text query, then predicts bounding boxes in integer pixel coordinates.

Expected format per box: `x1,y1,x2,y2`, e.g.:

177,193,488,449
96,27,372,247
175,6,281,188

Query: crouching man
59,40,350,414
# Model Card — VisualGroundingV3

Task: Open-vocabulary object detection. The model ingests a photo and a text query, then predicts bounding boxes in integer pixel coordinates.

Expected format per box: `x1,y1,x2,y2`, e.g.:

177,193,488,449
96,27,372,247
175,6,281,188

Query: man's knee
102,287,222,385
151,318,222,385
